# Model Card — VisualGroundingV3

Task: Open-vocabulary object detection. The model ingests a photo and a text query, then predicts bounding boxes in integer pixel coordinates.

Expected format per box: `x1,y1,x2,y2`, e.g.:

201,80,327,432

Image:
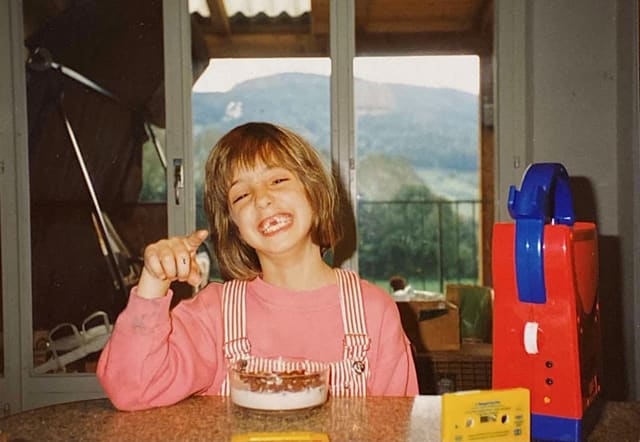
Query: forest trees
357,183,478,290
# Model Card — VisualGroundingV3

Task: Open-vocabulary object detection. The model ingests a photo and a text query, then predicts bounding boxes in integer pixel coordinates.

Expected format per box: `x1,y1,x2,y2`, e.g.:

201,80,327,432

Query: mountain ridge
192,72,479,199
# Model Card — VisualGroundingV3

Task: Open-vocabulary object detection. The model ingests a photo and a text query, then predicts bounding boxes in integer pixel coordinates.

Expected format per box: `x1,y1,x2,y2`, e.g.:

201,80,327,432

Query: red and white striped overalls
220,269,371,397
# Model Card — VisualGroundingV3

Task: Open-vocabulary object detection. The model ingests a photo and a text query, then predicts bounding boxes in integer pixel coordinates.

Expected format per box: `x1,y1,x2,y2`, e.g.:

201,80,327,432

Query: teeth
260,214,291,234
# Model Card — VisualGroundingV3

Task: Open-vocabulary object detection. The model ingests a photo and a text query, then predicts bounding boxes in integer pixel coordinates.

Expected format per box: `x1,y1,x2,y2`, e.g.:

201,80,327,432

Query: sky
193,55,479,95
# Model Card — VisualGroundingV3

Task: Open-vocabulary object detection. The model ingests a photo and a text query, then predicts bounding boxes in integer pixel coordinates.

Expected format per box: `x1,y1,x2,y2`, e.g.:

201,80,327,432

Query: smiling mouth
259,214,293,235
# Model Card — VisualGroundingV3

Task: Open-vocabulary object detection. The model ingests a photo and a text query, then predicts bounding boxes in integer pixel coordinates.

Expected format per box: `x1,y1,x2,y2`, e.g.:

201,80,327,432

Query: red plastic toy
492,163,602,441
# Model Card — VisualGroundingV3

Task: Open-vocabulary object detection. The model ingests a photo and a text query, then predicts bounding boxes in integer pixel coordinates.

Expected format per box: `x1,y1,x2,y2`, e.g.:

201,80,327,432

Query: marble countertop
1,396,638,442
0,396,440,442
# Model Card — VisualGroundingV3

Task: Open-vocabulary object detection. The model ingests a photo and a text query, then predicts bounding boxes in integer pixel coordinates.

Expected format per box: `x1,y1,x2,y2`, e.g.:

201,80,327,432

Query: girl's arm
97,229,222,410
367,295,420,396
97,286,223,410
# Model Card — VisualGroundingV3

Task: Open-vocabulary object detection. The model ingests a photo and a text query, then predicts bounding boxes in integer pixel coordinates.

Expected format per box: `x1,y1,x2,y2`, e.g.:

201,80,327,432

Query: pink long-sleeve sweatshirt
97,276,419,410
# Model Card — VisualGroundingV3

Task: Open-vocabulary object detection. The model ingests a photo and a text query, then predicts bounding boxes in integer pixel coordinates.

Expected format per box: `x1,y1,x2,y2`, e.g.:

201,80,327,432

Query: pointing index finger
187,229,209,250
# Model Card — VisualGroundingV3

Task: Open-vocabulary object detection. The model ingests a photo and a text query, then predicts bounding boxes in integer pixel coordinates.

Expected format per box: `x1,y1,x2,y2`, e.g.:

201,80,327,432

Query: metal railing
356,199,483,292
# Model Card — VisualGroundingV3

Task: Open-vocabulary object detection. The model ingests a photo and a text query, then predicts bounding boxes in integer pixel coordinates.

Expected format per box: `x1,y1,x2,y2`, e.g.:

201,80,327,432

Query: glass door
18,0,177,410
352,0,491,294
353,54,481,293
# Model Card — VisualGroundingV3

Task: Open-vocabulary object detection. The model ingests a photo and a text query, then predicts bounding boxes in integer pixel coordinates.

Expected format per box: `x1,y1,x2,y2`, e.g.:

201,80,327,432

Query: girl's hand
136,230,209,299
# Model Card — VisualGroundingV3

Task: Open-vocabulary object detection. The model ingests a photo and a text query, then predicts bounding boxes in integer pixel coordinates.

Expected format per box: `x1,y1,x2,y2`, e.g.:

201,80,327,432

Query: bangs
223,139,300,188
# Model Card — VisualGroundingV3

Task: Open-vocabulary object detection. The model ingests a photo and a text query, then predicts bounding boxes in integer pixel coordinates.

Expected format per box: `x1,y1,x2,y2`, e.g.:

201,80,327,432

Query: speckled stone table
0,396,441,442
0,396,638,442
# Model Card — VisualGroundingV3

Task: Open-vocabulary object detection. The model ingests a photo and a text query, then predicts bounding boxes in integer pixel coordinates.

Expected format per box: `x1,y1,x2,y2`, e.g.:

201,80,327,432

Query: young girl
97,122,418,411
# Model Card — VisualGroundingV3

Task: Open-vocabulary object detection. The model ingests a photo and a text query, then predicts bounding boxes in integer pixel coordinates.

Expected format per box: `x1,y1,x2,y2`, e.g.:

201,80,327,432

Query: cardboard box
397,300,461,352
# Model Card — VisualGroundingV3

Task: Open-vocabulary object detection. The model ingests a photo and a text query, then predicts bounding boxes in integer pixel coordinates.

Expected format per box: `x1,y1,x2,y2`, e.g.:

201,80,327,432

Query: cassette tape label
441,388,530,442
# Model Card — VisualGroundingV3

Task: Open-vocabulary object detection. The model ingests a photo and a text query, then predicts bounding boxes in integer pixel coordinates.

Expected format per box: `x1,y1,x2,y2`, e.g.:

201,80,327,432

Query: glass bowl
229,357,330,411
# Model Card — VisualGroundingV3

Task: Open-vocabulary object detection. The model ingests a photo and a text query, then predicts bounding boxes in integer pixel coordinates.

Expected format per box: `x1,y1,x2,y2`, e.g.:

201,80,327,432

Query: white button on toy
524,322,539,354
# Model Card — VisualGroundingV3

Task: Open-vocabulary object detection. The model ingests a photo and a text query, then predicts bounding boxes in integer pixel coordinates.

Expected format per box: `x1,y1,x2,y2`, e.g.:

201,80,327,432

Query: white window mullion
330,0,357,271
164,0,195,236
1,0,29,415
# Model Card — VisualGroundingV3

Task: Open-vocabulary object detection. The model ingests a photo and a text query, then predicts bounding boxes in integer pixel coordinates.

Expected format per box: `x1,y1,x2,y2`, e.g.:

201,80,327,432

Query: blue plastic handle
507,163,575,303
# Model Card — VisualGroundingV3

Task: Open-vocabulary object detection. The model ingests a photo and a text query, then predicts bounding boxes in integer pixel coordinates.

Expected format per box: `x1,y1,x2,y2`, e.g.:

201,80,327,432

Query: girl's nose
254,186,272,208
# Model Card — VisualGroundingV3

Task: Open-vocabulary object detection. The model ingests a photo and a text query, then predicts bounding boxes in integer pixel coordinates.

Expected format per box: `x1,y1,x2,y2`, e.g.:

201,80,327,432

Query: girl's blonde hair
204,122,343,281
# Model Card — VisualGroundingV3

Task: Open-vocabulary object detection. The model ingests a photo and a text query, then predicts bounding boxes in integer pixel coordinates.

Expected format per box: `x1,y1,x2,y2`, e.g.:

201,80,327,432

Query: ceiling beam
309,0,328,35
362,17,476,34
205,0,230,34
203,33,329,58
474,0,494,35
356,30,492,56
202,30,491,58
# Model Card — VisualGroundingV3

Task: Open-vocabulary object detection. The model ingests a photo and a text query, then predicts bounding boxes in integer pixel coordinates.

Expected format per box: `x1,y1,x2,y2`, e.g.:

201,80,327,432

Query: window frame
1,0,494,412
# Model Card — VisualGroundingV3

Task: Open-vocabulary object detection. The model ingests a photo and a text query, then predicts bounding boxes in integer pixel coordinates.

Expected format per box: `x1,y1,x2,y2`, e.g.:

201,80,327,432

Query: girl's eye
273,177,289,185
231,193,248,204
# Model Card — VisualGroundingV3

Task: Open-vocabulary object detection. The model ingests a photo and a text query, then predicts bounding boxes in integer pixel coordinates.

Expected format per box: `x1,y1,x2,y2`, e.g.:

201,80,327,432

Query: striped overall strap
220,279,251,395
334,269,371,397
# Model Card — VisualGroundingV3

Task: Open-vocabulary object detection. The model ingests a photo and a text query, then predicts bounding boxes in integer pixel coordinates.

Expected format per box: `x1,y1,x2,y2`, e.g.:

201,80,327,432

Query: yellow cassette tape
441,388,530,441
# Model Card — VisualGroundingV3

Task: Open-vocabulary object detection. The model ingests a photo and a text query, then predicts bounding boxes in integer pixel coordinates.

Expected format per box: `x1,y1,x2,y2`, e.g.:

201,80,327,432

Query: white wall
530,2,619,233
495,0,639,400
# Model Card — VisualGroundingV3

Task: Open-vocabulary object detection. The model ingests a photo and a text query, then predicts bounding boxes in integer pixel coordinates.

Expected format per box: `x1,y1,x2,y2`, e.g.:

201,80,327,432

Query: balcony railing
356,199,483,293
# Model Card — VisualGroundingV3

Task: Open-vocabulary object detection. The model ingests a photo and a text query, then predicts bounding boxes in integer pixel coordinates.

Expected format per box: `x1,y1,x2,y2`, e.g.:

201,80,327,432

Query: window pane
190,0,330,281
354,55,480,293
25,2,165,374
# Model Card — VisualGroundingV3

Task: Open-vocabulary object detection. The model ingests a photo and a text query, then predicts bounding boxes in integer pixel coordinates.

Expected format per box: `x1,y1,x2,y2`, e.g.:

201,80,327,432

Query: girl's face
227,159,316,260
